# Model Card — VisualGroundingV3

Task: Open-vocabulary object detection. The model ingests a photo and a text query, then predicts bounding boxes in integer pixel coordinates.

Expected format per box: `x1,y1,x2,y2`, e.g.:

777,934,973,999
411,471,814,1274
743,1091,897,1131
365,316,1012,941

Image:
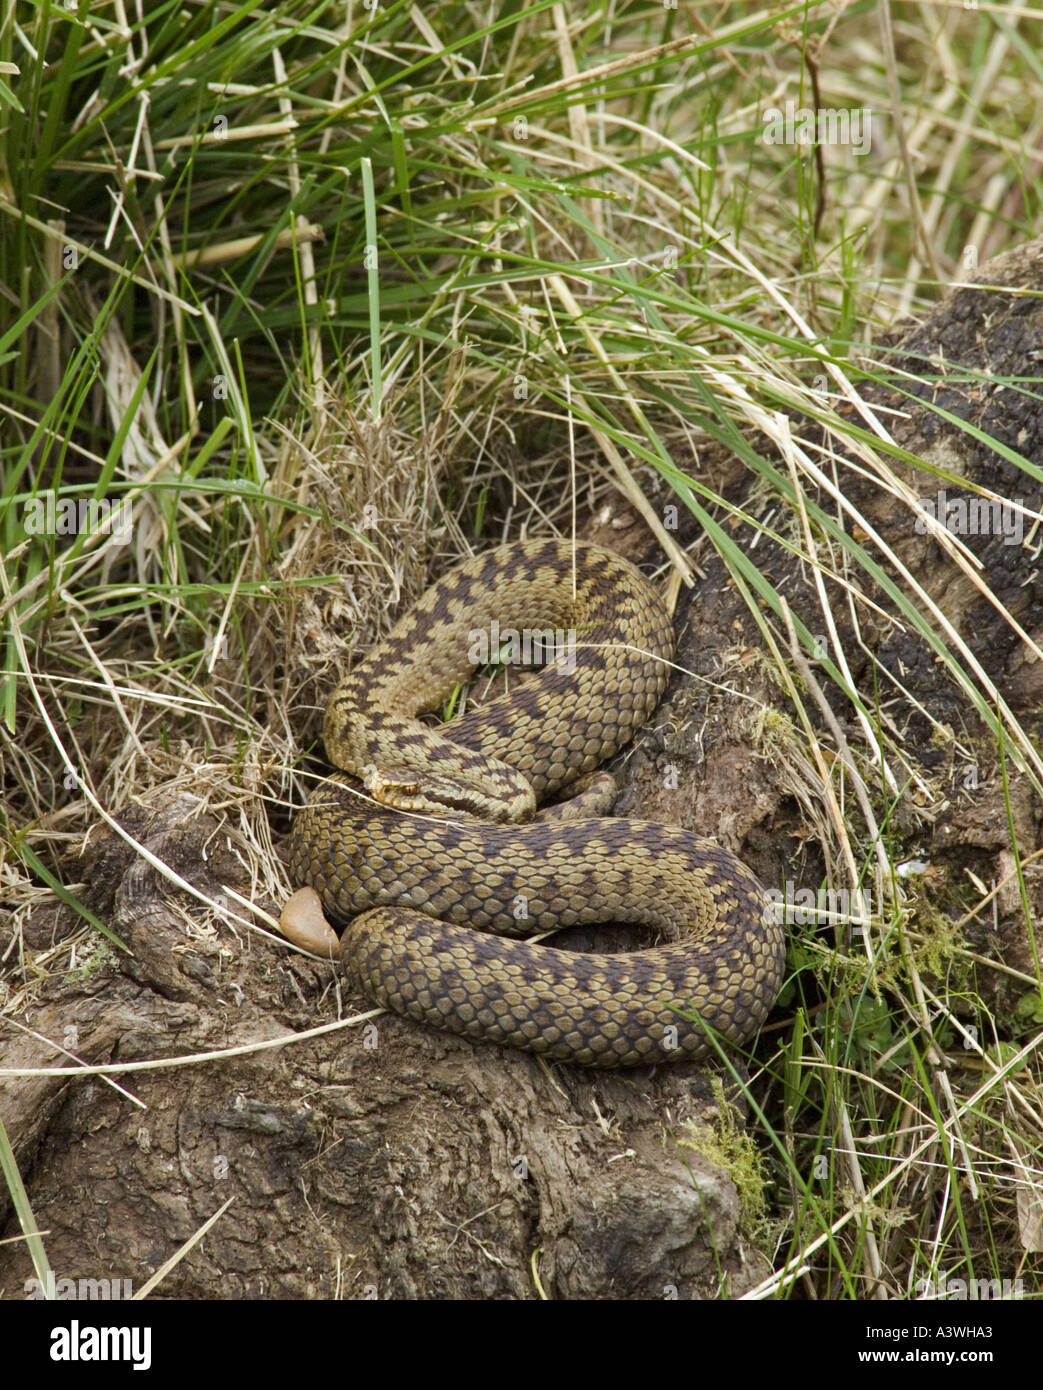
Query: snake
287,537,785,1067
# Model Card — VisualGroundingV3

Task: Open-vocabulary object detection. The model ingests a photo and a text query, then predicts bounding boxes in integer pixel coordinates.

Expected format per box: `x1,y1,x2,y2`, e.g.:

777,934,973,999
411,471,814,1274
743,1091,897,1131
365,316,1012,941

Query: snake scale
288,537,785,1067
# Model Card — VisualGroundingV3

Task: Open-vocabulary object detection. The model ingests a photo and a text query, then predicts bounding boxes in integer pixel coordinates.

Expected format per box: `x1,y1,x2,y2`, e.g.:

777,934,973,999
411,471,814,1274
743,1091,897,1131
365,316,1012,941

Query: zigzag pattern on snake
288,537,785,1067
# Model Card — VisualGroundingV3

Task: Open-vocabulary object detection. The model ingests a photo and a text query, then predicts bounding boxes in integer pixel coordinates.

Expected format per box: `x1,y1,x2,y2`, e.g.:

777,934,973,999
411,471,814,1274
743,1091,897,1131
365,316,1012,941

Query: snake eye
365,765,420,796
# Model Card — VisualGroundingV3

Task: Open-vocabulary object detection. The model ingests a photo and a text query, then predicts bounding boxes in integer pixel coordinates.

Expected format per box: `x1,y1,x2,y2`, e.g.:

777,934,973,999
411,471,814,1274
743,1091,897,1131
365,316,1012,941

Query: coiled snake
288,537,785,1066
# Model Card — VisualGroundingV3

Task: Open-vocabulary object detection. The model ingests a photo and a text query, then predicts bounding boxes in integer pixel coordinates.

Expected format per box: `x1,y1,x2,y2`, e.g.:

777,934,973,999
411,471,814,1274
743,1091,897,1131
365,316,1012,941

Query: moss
677,1078,770,1233
65,936,119,984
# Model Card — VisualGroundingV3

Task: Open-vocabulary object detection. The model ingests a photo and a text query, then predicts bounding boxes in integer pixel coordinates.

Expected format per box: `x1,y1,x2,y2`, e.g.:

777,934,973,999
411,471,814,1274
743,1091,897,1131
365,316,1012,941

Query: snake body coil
289,537,784,1067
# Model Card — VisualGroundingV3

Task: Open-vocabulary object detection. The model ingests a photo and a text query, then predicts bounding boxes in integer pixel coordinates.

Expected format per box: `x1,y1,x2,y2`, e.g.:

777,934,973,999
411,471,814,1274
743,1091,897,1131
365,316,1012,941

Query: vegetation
2,0,1041,1301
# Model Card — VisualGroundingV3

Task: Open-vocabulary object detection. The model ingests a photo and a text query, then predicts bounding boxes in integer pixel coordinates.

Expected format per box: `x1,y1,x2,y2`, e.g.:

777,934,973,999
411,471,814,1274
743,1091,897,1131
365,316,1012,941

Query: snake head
362,764,536,823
